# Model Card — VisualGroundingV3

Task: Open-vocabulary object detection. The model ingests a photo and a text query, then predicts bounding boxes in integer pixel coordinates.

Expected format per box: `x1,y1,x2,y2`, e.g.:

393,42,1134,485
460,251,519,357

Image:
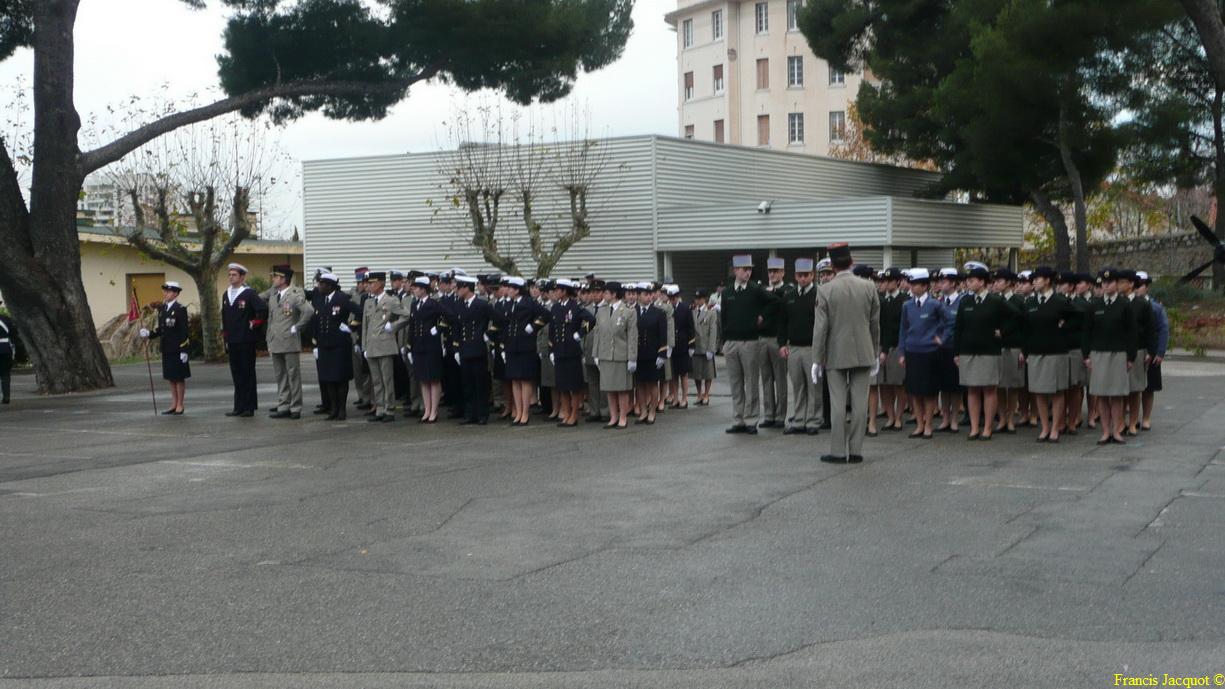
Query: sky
0,0,679,238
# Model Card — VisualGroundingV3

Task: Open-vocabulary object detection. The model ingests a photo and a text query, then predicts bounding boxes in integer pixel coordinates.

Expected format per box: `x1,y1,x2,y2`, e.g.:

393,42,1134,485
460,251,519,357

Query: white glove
655,356,666,369
430,326,438,335
138,328,150,338
811,363,822,384
525,324,534,334
869,359,880,377
501,351,507,363
290,325,298,335
354,344,362,353
627,360,638,373
400,346,407,357
706,351,715,361
408,352,414,365
484,334,492,344
362,351,368,360
339,323,351,333
179,352,188,363
688,348,695,357
549,353,555,364
383,322,393,333
573,331,582,342
594,357,600,366
666,347,673,357
312,348,319,360
454,352,461,365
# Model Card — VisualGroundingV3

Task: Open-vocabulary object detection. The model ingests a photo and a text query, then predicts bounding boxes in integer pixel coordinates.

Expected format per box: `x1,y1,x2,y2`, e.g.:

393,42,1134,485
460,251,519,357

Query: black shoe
367,414,383,423
238,410,254,418
726,424,748,434
820,455,848,464
782,427,802,435
744,425,758,435
326,412,338,420
364,409,377,416
313,407,330,415
805,428,820,435
225,410,242,417
848,455,864,464
381,414,395,422
459,418,476,425
161,409,177,415
758,420,777,429
586,415,604,423
288,412,301,419
269,410,291,419
334,410,347,421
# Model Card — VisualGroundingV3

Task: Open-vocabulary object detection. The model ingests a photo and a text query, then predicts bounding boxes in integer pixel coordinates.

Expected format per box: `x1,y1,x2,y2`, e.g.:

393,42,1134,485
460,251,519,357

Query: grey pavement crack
1123,539,1166,586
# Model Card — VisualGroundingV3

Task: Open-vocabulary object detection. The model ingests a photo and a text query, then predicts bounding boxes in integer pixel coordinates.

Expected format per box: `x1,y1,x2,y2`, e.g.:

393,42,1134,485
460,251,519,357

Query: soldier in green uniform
1119,269,1157,436
721,255,779,434
779,258,822,435
758,257,793,428
953,263,1019,440
1082,268,1137,444
873,267,909,432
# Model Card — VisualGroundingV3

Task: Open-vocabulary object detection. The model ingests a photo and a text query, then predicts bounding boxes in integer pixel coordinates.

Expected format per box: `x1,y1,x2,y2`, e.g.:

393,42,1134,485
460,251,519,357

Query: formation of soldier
131,253,1170,453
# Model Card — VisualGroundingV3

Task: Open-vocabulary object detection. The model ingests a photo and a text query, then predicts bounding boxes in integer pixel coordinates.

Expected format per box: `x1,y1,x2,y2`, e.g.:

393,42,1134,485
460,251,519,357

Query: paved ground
1,358,1224,688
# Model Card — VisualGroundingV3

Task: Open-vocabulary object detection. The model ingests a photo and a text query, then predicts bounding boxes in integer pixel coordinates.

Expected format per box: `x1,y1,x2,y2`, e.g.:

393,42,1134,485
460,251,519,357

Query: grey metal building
303,135,1022,289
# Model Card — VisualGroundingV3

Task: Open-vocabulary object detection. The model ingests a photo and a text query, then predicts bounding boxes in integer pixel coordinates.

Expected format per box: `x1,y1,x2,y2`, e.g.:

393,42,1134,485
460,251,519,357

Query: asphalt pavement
1,357,1223,688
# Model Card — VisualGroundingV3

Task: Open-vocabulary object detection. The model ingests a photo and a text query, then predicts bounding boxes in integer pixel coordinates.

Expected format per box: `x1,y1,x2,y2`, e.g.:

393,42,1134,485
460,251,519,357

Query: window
714,119,725,144
755,2,768,33
682,18,693,48
787,55,803,87
788,112,804,144
829,67,845,85
684,71,694,100
829,110,847,141
713,64,724,94
787,0,802,30
712,9,723,40
757,114,770,146
684,124,695,140
756,58,769,90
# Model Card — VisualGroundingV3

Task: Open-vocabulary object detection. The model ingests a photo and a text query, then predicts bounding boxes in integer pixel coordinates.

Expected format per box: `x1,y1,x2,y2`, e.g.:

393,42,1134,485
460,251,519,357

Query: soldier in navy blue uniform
451,275,497,424
502,277,551,426
220,263,268,417
309,272,360,420
632,283,669,424
548,279,596,427
436,271,465,419
0,305,17,405
668,285,695,409
139,281,192,415
402,275,450,423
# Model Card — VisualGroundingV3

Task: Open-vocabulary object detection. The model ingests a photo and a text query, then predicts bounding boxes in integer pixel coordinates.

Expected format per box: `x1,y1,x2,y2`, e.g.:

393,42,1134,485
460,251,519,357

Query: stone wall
1023,232,1218,281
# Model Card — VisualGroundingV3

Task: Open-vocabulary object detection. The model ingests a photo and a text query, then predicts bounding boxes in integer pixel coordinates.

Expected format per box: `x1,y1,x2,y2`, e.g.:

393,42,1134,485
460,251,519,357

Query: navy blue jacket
221,286,268,346
899,294,952,355
503,297,551,354
151,302,191,356
635,304,668,363
549,299,596,360
452,296,496,360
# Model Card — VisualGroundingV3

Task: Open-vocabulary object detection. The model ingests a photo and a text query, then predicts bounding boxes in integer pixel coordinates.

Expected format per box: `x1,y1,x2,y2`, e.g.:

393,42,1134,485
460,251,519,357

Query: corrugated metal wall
303,138,659,282
656,197,891,250
889,197,1022,247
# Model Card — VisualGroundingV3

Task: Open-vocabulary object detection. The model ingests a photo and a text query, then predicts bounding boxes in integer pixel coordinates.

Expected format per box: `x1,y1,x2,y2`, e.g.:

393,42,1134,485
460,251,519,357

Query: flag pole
134,288,158,415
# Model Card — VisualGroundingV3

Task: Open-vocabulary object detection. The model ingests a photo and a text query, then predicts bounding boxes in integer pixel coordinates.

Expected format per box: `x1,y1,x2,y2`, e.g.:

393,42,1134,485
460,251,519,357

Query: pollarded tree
0,0,633,393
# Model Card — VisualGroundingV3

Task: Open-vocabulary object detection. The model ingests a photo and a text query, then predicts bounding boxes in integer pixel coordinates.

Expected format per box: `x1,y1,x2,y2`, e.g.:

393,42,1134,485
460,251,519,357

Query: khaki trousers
786,345,823,430
724,339,763,426
585,364,607,417
271,351,303,413
352,348,373,403
368,355,397,414
827,367,871,459
759,337,788,422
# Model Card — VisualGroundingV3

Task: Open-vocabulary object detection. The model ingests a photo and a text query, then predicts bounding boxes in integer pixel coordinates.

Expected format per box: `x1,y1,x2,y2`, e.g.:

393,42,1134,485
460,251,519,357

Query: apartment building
664,0,862,156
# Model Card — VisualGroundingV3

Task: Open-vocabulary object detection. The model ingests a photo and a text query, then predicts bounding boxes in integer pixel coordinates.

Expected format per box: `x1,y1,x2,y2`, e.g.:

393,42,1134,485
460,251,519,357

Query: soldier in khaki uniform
262,265,314,419
759,257,792,427
691,289,720,406
593,281,638,429
359,271,408,422
812,244,881,464
348,268,374,410
779,258,822,435
582,281,608,422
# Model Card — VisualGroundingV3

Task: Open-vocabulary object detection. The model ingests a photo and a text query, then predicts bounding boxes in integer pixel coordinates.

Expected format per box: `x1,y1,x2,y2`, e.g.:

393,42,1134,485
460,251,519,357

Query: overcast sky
0,0,678,238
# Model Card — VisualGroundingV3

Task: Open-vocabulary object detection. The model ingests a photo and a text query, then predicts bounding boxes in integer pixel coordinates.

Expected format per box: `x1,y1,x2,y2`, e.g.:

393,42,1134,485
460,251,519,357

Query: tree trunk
194,268,224,362
1213,79,1225,291
0,0,114,394
1030,190,1072,270
1057,103,1092,274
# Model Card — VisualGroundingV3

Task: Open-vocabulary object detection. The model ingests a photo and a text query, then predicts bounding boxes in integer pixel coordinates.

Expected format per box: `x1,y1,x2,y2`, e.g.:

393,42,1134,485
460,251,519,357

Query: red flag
127,290,141,322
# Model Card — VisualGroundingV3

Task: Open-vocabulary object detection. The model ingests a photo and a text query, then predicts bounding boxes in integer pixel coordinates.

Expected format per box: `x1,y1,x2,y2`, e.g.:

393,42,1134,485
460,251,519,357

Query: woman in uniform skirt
954,264,1018,440
503,277,551,426
690,289,719,405
140,281,191,415
1082,268,1137,445
632,284,668,424
897,269,950,439
593,281,638,429
404,276,448,423
1020,267,1078,442
548,279,596,426
667,285,694,409
1118,270,1155,436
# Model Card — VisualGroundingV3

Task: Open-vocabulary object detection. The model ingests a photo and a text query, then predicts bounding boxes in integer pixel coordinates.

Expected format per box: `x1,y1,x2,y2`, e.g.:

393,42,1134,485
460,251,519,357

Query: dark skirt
553,356,585,392
161,351,191,382
634,358,662,383
505,351,540,381
671,347,692,377
493,348,507,380
1146,361,1163,392
903,350,940,397
317,345,354,383
413,349,444,383
937,347,962,393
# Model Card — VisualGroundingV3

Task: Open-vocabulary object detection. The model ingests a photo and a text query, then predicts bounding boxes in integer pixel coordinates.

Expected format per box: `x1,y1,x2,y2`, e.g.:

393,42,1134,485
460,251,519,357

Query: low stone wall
1023,232,1217,280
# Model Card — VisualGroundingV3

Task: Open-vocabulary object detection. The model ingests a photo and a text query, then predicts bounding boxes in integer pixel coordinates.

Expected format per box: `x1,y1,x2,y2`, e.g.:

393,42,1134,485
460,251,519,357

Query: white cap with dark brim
227,263,248,274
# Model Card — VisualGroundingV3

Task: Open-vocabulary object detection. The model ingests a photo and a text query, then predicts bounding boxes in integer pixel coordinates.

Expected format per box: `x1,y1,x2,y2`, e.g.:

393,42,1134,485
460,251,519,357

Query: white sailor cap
455,274,478,286
1136,270,1150,281
1017,269,1033,280
555,278,576,289
907,268,931,281
227,262,248,274
939,267,960,278
161,281,183,291
451,267,468,276
815,258,833,272
962,261,988,273
506,276,526,287
413,276,431,286
318,272,339,285
665,284,680,296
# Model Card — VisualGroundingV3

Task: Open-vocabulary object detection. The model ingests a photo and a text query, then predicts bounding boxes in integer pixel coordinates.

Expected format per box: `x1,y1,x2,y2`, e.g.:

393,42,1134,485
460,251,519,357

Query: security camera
757,201,773,214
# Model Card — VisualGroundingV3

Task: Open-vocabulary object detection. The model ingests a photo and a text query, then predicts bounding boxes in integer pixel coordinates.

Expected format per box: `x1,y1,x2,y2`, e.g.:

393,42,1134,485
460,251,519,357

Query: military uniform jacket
635,305,668,363
759,282,793,340
262,286,314,354
720,281,778,342
779,283,818,347
221,286,268,345
1081,296,1137,360
310,291,360,349
811,271,880,369
673,301,695,350
537,299,553,358
1061,294,1090,352
404,297,449,355
1127,294,1157,357
582,303,602,365
346,287,368,347
0,314,14,356
954,292,1018,356
594,301,638,362
878,291,909,352
549,299,596,360
452,296,496,360
503,297,551,354
151,302,190,356
1020,292,1079,356
361,291,408,358
694,305,720,356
